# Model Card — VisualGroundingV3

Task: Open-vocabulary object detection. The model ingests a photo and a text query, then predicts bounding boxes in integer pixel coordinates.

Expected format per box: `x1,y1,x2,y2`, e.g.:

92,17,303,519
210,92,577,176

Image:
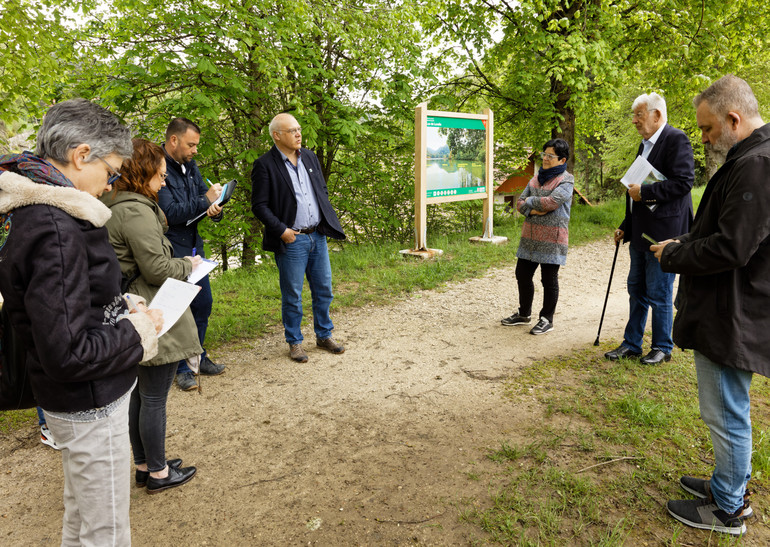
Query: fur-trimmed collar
0,171,111,227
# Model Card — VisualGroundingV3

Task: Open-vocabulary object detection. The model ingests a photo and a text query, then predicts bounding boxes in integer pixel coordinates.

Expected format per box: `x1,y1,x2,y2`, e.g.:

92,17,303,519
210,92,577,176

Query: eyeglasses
279,127,302,135
540,152,558,160
98,157,122,185
632,108,657,120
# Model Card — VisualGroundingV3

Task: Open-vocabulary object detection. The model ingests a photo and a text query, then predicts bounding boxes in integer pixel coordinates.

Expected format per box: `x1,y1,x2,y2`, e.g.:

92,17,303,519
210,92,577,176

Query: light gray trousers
44,395,132,547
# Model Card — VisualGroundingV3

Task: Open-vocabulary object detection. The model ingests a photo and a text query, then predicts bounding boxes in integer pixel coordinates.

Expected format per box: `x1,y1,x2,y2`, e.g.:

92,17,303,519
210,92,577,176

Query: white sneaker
40,425,60,450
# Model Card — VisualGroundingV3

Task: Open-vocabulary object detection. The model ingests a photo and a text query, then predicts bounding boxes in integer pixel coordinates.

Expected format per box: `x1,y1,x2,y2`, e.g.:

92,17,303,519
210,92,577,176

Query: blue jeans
275,231,334,344
695,351,753,513
622,246,675,354
177,273,212,374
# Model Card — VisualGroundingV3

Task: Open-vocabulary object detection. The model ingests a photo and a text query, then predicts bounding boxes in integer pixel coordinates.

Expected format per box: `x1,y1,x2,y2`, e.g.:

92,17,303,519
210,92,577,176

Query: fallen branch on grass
576,456,643,473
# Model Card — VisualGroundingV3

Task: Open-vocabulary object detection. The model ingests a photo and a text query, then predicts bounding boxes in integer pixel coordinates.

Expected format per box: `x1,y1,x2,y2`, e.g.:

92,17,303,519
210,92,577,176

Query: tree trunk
551,80,576,173
220,244,229,272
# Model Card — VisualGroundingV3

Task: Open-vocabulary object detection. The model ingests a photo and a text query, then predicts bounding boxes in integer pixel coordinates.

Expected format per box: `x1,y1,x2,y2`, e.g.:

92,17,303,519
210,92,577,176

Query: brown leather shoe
316,337,345,354
289,343,308,363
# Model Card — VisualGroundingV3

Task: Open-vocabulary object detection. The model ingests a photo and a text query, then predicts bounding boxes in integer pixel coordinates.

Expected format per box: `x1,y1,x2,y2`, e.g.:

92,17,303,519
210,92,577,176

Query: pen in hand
192,247,197,257
125,294,137,312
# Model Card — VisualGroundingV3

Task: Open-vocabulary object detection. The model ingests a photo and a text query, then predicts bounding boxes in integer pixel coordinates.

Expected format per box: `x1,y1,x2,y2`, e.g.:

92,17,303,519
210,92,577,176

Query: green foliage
430,0,770,201
0,1,79,131
70,0,428,253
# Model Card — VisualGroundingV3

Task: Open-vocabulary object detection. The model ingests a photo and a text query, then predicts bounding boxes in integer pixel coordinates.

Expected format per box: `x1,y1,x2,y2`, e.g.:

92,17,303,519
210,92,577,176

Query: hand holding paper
147,278,201,336
187,258,218,285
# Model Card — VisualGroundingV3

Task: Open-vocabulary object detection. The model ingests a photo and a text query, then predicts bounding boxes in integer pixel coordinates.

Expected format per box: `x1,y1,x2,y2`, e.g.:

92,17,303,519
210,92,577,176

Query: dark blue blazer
619,124,695,251
251,146,345,253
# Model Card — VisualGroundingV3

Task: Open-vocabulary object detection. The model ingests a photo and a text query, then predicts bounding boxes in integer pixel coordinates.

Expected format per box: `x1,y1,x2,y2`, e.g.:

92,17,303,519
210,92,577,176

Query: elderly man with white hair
605,92,695,365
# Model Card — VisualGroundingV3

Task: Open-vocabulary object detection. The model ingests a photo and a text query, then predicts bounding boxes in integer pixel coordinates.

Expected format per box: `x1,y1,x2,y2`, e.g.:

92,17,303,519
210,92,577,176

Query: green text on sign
427,186,486,198
427,116,486,130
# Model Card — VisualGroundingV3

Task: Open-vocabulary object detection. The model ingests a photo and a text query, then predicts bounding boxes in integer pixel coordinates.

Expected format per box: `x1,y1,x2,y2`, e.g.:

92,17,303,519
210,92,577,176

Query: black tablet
219,179,238,206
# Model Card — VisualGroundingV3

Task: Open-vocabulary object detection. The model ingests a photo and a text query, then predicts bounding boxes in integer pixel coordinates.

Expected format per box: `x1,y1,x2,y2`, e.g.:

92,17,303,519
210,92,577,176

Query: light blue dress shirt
279,149,321,230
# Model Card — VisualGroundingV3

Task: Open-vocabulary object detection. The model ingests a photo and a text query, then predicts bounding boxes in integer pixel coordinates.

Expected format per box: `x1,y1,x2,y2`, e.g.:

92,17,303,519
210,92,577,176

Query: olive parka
100,189,202,366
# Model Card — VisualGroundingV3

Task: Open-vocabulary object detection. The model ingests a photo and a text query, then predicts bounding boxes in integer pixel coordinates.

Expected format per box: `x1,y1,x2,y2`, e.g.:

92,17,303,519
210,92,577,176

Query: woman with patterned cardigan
501,138,574,335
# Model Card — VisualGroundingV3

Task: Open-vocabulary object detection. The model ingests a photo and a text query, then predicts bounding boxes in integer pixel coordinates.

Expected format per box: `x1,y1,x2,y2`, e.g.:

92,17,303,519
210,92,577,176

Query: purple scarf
0,151,74,188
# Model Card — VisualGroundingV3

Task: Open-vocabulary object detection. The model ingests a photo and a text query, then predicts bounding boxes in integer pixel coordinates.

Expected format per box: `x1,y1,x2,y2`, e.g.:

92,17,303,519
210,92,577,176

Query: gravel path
1,238,640,544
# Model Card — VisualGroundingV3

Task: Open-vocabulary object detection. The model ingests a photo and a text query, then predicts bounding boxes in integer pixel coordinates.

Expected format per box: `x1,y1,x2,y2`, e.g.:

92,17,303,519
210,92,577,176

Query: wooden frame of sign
401,104,506,258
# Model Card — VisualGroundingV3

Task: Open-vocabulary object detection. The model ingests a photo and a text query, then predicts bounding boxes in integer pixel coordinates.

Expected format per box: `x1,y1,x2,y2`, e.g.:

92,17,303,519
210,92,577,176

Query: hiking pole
594,239,620,346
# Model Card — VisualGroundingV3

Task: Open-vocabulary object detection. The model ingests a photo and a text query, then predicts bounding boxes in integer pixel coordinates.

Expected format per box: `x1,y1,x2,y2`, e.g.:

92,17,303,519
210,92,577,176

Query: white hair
268,113,297,142
632,92,668,123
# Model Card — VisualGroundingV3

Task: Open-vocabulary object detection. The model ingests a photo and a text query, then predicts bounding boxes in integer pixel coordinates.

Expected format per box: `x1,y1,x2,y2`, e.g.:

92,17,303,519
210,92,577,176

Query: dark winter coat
0,172,158,412
660,123,770,376
158,149,221,258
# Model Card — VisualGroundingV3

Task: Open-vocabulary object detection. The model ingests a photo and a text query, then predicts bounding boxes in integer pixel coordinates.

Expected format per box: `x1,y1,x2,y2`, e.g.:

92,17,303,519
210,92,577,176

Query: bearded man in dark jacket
653,75,770,536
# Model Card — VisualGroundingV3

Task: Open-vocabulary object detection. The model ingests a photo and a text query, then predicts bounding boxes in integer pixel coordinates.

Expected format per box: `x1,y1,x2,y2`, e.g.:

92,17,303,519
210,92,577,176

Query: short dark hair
543,138,569,161
165,117,201,141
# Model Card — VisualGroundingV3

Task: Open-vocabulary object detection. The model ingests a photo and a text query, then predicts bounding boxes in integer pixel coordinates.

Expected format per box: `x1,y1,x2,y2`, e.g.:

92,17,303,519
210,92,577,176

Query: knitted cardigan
516,171,574,265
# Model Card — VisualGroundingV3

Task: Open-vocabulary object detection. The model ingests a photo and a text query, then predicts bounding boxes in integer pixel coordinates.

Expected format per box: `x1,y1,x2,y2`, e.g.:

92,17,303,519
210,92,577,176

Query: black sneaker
530,317,553,335
501,313,531,326
679,476,753,518
666,498,747,536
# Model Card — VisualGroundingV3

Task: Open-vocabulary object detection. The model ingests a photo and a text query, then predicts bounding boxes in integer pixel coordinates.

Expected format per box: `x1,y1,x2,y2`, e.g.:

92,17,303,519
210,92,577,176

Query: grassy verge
460,339,770,545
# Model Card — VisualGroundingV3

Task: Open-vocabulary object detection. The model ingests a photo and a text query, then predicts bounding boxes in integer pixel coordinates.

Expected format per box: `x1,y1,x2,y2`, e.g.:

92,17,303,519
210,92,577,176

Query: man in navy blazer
251,113,346,362
605,92,694,365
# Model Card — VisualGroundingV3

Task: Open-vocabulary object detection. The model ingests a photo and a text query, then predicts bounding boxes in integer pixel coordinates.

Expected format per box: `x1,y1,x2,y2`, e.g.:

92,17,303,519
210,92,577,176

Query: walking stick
594,240,620,346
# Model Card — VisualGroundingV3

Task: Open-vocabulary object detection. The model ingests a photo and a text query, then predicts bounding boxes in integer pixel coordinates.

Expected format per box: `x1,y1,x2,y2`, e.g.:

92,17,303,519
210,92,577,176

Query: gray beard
705,144,728,166
706,128,739,166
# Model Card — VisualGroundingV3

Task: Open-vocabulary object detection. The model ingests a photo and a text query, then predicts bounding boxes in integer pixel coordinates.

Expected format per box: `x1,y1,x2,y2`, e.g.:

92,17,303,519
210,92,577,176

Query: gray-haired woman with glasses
0,99,163,545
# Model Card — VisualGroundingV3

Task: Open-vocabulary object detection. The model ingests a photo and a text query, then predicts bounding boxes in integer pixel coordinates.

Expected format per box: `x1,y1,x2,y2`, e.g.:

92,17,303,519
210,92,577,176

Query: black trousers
515,258,560,323
128,362,177,472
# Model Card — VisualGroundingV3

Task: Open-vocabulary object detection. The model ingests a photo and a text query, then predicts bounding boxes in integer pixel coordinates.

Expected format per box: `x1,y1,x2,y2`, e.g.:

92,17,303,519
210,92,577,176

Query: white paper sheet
187,258,218,285
186,182,229,226
620,155,666,188
147,278,201,336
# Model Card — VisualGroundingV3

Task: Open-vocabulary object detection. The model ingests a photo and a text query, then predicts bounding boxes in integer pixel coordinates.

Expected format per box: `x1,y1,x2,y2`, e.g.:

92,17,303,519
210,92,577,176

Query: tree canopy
2,0,769,255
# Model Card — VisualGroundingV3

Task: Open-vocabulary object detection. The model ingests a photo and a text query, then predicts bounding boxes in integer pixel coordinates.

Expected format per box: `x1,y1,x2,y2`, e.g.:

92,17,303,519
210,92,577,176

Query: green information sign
426,186,487,198
425,116,487,199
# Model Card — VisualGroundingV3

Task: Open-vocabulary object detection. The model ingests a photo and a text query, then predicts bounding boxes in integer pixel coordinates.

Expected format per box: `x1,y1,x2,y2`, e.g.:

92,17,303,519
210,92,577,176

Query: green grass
461,339,770,544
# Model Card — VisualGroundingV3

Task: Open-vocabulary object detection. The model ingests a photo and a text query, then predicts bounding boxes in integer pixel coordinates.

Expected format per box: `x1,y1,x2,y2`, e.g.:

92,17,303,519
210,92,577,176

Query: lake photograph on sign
425,116,487,198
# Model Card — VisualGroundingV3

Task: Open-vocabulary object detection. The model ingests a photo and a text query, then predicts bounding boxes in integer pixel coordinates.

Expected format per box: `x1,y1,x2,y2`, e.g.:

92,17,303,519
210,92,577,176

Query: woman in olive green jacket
101,138,200,494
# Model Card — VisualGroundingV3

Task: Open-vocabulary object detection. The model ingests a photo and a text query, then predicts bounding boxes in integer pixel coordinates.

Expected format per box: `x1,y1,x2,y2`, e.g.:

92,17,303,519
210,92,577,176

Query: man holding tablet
159,117,226,390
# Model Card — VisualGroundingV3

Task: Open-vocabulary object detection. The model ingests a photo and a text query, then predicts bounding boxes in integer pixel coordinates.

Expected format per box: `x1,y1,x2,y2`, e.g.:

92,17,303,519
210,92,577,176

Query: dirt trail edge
2,239,636,545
